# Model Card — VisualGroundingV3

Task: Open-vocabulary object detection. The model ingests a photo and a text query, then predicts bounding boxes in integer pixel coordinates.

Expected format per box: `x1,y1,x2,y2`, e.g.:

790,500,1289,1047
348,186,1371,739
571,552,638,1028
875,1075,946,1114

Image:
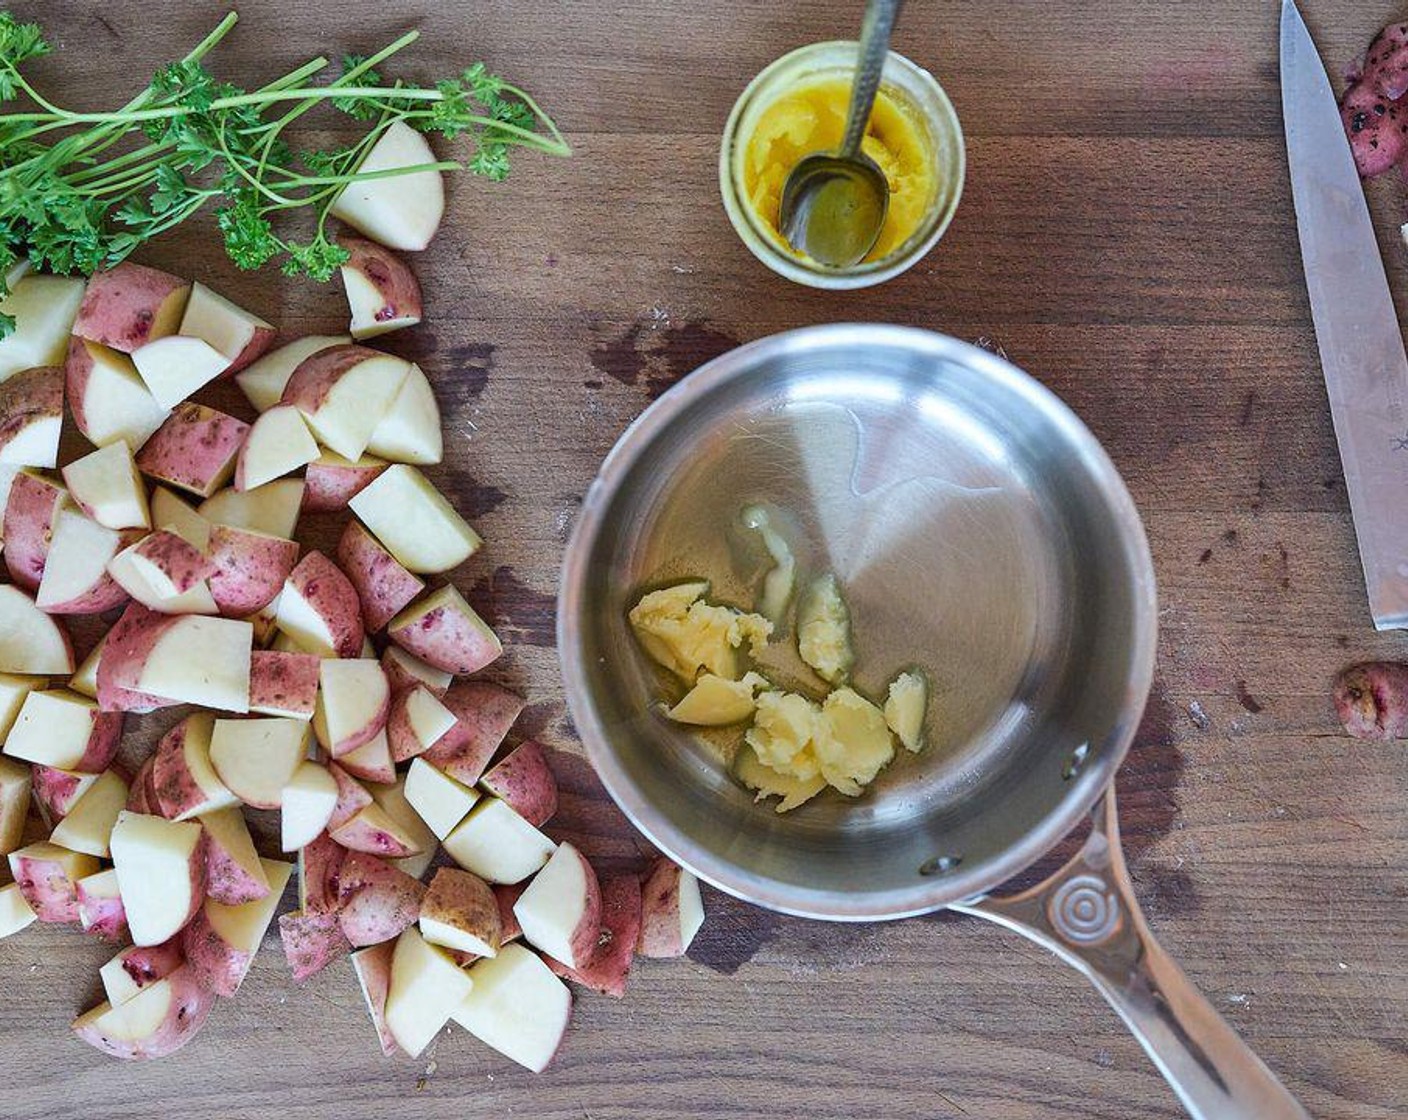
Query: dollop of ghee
743,77,937,262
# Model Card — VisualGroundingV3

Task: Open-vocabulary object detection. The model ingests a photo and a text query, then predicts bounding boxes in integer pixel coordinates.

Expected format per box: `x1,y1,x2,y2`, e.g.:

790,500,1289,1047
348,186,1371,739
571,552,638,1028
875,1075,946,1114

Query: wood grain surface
1,2,1406,1118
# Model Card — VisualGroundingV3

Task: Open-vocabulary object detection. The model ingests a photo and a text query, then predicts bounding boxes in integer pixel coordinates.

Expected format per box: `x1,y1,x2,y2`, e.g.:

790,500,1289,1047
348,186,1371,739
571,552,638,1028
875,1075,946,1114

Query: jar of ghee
719,42,964,289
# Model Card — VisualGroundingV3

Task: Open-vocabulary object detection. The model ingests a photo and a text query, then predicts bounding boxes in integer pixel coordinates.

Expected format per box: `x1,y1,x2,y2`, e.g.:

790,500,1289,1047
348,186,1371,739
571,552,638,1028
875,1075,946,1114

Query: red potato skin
150,717,213,820
480,740,558,828
280,344,385,415
72,709,125,774
96,603,179,713
327,763,373,830
336,519,423,632
4,470,66,592
1333,662,1408,739
547,873,642,998
248,649,320,719
637,858,693,959
381,647,449,698
329,808,418,859
206,525,298,615
279,909,351,982
125,757,163,815
132,529,212,594
419,866,501,951
301,831,347,914
339,237,424,332
422,681,525,786
10,850,85,922
78,881,129,941
201,825,266,907
494,882,526,944
113,938,185,993
72,262,191,354
182,906,261,997
72,965,216,1061
301,457,387,514
350,940,399,1056
389,599,502,676
220,324,275,377
286,550,364,658
528,845,604,969
135,404,249,498
1343,23,1408,177
0,366,62,455
31,764,92,821
386,685,447,763
335,850,426,947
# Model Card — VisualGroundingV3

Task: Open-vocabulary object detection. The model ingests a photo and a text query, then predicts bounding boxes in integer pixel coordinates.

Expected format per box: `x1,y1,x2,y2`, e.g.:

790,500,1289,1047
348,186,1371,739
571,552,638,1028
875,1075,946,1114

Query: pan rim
557,323,1158,921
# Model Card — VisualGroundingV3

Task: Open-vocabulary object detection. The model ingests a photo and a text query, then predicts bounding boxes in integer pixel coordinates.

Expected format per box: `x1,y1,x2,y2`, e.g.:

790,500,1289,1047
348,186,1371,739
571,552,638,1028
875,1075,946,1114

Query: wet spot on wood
687,893,783,975
590,317,740,399
1223,529,1238,545
514,700,557,743
992,684,1193,913
434,469,506,520
591,323,649,386
468,565,556,647
1198,548,1213,565
1116,685,1199,913
411,341,496,411
1236,680,1264,714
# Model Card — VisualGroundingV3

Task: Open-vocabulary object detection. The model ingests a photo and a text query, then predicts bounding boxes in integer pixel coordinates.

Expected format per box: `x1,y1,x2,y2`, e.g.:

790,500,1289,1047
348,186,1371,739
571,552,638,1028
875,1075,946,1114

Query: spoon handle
840,0,904,160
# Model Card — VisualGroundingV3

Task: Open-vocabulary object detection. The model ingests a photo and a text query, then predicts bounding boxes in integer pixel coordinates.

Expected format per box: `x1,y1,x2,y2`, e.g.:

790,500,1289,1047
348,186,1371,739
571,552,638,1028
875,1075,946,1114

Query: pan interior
563,328,1155,919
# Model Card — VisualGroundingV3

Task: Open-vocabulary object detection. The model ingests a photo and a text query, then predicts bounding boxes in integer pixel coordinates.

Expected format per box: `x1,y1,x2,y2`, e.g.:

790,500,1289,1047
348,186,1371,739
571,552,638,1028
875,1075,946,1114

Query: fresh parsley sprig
0,11,570,337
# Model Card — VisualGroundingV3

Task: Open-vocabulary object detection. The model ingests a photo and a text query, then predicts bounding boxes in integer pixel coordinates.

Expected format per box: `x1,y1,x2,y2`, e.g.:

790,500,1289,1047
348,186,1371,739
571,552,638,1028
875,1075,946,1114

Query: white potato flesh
349,465,482,574
209,719,308,809
0,275,85,380
109,811,205,946
0,585,73,674
137,616,252,711
235,335,349,413
131,335,231,408
453,943,571,1073
383,926,473,1058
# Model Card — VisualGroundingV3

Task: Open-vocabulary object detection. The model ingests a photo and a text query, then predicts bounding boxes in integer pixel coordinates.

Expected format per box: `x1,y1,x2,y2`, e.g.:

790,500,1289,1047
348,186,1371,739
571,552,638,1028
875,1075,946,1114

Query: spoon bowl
779,151,890,268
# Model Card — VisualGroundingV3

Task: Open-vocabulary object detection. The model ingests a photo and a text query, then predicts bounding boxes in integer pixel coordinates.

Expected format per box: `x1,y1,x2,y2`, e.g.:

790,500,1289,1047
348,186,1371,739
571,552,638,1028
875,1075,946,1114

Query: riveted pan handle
949,789,1311,1120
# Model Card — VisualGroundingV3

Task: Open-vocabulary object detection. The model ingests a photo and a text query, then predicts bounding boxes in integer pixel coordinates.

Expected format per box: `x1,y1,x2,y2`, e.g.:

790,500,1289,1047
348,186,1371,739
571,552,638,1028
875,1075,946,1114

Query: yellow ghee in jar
742,76,937,262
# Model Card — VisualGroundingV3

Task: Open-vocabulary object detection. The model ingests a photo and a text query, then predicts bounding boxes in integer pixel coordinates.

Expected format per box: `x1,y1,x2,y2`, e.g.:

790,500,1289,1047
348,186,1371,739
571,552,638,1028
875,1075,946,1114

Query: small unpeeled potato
339,236,423,340
666,672,767,726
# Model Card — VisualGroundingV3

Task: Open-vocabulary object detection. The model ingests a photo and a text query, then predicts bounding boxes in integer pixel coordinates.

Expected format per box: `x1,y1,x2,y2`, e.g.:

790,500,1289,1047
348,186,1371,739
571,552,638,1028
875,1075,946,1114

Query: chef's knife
1282,0,1408,629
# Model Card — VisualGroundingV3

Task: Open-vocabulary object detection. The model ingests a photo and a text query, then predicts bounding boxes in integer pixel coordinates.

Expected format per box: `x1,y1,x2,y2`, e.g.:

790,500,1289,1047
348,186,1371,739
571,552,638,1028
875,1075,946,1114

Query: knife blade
1282,0,1408,630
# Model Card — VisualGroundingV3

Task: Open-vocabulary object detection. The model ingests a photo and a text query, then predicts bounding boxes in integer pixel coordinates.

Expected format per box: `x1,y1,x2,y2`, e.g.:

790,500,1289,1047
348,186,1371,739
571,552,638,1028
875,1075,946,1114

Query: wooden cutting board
0,2,1403,1117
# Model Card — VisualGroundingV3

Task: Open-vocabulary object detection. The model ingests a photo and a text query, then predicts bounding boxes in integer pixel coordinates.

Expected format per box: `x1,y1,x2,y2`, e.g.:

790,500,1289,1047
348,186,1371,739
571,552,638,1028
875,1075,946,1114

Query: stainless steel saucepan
557,325,1310,1119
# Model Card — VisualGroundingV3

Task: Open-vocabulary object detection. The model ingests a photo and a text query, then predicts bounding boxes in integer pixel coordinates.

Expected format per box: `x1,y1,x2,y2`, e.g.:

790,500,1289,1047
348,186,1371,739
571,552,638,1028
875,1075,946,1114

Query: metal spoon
779,0,903,267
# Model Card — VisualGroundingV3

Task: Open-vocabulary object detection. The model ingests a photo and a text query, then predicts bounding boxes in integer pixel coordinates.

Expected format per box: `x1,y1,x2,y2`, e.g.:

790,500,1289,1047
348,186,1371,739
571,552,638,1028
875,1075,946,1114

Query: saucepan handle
949,789,1311,1120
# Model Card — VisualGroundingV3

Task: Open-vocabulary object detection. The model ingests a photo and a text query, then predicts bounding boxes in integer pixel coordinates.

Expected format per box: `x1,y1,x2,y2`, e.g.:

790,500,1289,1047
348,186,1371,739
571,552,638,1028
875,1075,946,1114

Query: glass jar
719,41,965,290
